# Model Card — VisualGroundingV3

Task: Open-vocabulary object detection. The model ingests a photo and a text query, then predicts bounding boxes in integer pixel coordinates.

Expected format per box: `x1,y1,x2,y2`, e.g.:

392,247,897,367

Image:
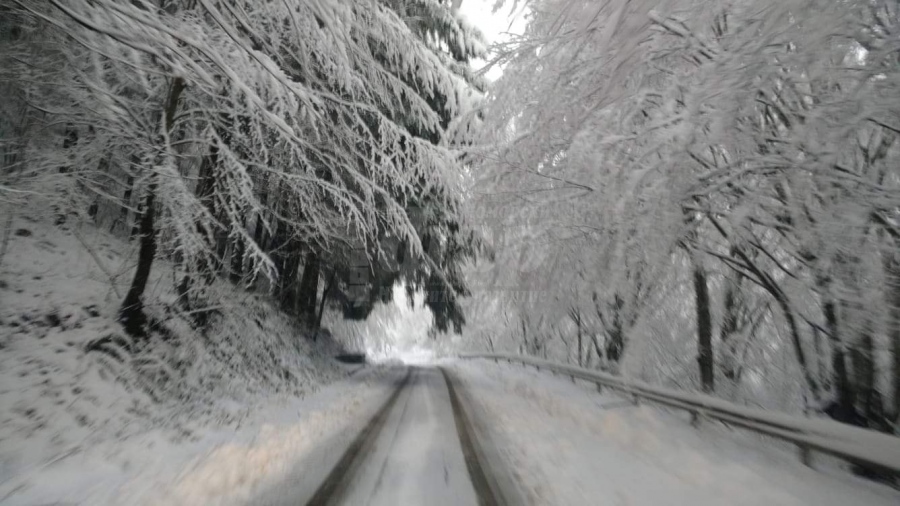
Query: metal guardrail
460,353,900,478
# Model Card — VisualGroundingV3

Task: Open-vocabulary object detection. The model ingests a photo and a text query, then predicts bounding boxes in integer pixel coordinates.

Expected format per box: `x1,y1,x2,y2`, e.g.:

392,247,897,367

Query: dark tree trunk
278,245,302,313
61,123,77,170
314,270,337,338
118,180,157,337
55,123,79,224
885,255,900,424
183,124,229,304
694,265,715,392
720,280,739,380
253,173,269,250
195,123,224,276
89,155,108,220
214,228,228,273
230,235,244,283
590,333,604,365
774,289,820,403
569,307,583,366
850,325,890,433
297,251,320,324
521,317,528,355
117,77,185,338
577,313,583,367
825,298,857,421
606,295,626,364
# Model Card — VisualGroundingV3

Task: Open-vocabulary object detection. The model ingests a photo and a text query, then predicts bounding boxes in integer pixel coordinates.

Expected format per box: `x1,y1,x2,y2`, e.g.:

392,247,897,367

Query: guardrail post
596,383,603,394
570,374,576,383
690,410,700,427
632,393,641,406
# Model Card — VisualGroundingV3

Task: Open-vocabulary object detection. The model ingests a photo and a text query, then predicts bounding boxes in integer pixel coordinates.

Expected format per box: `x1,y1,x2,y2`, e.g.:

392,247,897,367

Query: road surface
249,362,900,506
304,366,500,506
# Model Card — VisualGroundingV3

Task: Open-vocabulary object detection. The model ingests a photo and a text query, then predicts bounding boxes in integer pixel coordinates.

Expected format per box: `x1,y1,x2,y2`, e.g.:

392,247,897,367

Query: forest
462,0,900,435
1,0,486,338
2,0,900,442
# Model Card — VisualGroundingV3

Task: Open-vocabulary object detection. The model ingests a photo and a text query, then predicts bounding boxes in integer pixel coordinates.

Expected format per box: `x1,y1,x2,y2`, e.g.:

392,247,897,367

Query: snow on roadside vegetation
450,360,900,506
0,211,362,504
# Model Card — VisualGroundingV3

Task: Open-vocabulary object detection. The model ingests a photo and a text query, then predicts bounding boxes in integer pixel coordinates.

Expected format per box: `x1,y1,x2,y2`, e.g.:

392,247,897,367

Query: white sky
457,0,528,80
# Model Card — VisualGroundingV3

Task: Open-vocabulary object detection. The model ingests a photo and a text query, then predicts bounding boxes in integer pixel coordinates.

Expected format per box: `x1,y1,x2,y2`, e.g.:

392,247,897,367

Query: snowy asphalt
306,366,497,506
239,362,900,506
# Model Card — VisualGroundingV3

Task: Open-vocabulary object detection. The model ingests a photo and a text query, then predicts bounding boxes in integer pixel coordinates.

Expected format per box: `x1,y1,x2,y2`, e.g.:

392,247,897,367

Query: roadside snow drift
0,212,361,504
450,360,900,506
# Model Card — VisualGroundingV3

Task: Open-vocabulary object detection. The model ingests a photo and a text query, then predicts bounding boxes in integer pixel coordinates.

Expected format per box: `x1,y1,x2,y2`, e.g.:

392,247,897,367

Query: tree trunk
825,298,856,420
850,328,888,431
885,255,900,424
253,173,269,251
314,270,336,337
229,235,244,283
119,182,157,335
88,158,106,220
570,307,583,367
606,295,626,365
576,310,583,367
194,121,229,277
297,251,320,324
54,123,78,225
775,290,820,404
118,77,185,337
590,333,603,365
720,279,739,380
279,247,302,313
521,317,529,355
694,264,715,392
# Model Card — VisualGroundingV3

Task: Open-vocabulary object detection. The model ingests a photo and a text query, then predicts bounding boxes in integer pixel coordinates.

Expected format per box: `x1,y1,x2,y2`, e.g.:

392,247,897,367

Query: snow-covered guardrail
459,353,900,477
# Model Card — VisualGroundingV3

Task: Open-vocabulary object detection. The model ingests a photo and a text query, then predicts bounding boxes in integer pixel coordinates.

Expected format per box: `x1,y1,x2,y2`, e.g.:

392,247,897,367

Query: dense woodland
463,0,900,434
3,0,900,437
0,0,485,338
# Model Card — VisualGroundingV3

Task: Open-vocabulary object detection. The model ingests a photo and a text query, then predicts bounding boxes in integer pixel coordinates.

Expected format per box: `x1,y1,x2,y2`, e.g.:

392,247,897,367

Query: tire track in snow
440,367,502,506
305,367,412,505
304,366,505,506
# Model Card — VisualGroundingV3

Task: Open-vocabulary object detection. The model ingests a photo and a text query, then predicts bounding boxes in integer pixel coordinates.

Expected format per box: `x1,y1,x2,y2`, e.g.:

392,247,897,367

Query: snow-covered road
250,360,900,506
247,365,496,506
20,360,896,506
262,359,900,506
323,367,482,505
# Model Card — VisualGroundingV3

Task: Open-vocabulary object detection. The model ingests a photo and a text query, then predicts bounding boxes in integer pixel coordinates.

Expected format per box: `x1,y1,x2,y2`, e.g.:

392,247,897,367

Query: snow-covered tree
471,0,900,430
1,0,485,336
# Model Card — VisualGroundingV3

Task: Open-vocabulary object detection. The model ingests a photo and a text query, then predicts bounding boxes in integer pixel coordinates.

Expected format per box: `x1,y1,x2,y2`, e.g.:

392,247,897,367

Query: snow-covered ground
450,360,900,506
0,209,367,505
0,364,404,506
5,208,899,506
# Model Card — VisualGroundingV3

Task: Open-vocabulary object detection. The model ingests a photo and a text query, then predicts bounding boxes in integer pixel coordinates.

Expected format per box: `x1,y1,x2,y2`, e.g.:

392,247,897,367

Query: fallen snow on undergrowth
0,210,358,504
451,360,900,506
